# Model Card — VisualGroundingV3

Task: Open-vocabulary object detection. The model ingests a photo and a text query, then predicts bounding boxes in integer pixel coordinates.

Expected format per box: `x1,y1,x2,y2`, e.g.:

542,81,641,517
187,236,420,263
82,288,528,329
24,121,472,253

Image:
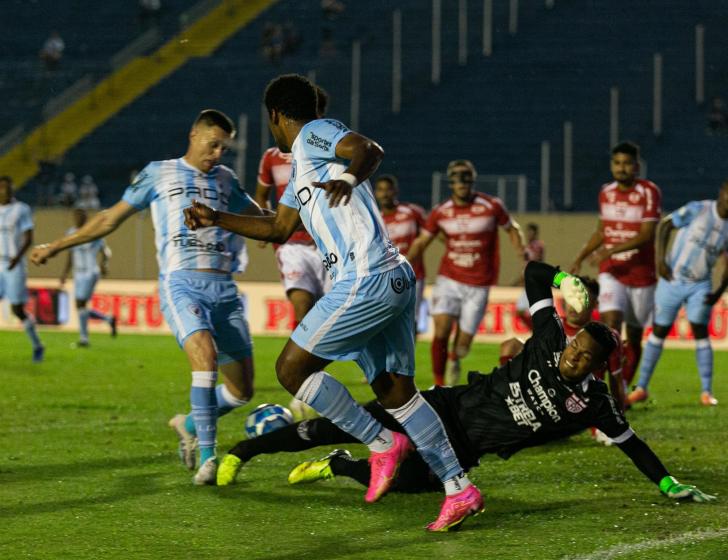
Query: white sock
367,428,394,453
443,472,472,496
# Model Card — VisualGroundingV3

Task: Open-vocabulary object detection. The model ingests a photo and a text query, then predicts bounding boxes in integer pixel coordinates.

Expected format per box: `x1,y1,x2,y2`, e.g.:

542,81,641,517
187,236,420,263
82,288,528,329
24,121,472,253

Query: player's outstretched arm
312,131,384,207
31,201,137,265
655,215,676,280
506,220,526,258
616,434,716,503
407,231,435,262
570,220,604,274
184,199,301,244
525,261,588,314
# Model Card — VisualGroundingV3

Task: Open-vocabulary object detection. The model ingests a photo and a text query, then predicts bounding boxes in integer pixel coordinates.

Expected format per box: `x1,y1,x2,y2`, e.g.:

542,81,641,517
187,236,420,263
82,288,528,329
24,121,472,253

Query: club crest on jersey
628,192,640,203
565,393,587,413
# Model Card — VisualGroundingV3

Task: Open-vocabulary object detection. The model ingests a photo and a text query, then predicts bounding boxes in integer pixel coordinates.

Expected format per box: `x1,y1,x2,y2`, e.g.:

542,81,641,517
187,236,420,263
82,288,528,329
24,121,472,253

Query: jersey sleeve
18,204,33,232
301,119,351,162
492,197,512,228
122,163,158,210
670,201,703,229
642,182,662,221
524,261,565,346
227,169,254,214
257,149,274,187
412,204,427,230
587,391,633,442
278,178,299,210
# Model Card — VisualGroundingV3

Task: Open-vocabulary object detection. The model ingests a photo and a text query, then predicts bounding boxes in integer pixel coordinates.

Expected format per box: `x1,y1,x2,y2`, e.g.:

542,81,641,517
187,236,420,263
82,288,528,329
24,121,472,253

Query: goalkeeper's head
558,321,619,382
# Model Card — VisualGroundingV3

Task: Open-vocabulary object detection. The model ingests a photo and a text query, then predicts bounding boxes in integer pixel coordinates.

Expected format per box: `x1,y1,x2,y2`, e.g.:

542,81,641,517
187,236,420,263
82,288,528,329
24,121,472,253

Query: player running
217,262,714,510
0,176,44,362
31,110,258,484
59,208,117,347
628,180,728,407
184,73,483,532
407,160,525,386
374,174,427,330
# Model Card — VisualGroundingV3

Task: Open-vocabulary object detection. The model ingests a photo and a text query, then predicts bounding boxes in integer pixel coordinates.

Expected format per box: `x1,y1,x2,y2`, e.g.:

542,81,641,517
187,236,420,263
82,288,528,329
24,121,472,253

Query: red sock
622,340,642,386
499,354,514,366
431,337,448,386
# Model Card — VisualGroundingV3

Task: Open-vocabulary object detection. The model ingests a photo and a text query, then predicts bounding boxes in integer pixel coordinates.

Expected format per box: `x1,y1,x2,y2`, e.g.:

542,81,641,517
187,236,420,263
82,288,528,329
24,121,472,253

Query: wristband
339,173,358,187
552,271,569,288
659,475,679,493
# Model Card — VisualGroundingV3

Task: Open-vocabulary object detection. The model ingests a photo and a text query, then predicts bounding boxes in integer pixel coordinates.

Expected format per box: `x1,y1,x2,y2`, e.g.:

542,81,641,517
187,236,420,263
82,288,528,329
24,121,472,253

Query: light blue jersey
669,200,728,282
122,158,253,275
279,119,403,283
0,200,33,266
67,227,105,275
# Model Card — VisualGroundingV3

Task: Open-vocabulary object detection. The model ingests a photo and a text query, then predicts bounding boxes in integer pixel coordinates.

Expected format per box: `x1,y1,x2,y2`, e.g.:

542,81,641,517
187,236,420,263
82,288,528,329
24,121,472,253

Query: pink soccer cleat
426,485,485,532
365,431,412,503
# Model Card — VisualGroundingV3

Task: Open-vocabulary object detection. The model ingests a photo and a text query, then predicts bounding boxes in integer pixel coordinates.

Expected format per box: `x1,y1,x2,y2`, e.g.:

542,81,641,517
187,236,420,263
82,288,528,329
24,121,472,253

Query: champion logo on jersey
565,394,587,413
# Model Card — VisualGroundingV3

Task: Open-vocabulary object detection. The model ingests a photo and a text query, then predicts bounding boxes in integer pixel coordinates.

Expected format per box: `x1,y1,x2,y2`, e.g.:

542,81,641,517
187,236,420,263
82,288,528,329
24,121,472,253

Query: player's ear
270,109,280,126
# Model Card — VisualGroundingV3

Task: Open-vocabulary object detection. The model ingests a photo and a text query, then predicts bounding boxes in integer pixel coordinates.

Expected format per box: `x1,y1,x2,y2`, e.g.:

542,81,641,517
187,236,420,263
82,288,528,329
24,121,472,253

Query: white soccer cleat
168,414,197,471
193,457,218,486
560,275,589,314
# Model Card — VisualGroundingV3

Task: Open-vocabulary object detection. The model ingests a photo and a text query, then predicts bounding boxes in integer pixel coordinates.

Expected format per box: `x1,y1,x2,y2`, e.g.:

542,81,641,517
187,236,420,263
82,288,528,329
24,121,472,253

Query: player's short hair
577,275,599,299
582,321,618,361
0,175,12,186
315,85,329,117
264,74,318,121
375,174,398,189
611,141,640,161
526,222,539,233
447,159,477,179
194,109,235,136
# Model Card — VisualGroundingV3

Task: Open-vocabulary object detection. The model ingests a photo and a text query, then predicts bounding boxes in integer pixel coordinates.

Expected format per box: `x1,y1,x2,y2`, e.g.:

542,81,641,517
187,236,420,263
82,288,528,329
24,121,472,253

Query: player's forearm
574,230,603,263
524,261,560,306
16,231,33,259
216,211,289,244
655,218,674,265
508,223,526,254
51,212,117,253
344,140,384,185
616,434,669,485
406,235,432,262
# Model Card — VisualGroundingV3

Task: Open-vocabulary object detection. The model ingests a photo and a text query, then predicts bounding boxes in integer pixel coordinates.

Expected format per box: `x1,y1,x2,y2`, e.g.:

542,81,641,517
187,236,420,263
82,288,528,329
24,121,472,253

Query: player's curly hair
264,74,318,122
582,321,619,361
611,141,640,160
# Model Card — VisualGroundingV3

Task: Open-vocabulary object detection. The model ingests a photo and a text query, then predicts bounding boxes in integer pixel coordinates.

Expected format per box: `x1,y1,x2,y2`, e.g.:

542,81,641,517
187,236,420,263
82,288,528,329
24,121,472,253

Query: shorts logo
565,394,586,414
297,420,311,441
187,304,202,317
390,277,410,294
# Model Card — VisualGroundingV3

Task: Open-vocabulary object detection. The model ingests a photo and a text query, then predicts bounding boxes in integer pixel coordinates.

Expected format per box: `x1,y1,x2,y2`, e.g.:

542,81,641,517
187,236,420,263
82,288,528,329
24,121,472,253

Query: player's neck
381,202,398,214
452,193,474,206
616,179,637,191
181,155,209,174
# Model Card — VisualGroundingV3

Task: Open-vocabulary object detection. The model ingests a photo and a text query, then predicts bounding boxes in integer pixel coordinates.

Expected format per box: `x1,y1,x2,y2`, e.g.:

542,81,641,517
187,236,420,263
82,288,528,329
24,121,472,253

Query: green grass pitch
1,331,727,559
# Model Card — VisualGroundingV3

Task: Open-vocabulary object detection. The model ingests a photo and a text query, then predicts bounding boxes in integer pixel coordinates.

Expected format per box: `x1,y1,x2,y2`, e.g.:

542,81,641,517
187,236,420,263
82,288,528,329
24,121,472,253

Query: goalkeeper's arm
524,261,589,321
617,434,716,503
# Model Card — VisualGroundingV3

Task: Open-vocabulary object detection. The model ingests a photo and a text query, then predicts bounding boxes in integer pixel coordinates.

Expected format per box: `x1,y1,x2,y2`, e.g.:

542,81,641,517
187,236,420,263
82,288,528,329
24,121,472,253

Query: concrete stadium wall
28,209,603,284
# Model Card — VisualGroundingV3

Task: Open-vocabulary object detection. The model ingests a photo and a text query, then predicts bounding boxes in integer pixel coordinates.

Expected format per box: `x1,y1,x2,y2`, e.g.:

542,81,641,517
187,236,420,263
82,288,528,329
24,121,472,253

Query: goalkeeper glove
553,271,589,314
659,476,716,503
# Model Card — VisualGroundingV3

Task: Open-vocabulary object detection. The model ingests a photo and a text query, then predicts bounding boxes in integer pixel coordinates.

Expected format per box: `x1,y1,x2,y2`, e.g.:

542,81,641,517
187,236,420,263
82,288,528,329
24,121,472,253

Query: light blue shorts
654,277,712,326
0,261,28,305
292,262,417,383
159,271,252,365
74,272,99,301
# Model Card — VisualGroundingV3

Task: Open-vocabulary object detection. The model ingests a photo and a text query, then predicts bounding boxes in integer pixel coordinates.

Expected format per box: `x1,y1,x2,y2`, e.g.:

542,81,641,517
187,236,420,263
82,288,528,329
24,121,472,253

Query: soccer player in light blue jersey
31,110,261,484
184,74,483,531
0,176,44,362
60,208,117,347
627,180,728,407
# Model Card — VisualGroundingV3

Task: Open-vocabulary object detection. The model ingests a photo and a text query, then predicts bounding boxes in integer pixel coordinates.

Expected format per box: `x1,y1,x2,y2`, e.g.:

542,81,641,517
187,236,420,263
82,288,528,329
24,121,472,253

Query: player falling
184,73,483,531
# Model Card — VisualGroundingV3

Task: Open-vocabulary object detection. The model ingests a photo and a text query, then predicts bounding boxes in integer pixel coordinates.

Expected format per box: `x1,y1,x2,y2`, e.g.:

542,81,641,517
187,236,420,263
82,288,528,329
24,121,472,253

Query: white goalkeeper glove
553,272,589,314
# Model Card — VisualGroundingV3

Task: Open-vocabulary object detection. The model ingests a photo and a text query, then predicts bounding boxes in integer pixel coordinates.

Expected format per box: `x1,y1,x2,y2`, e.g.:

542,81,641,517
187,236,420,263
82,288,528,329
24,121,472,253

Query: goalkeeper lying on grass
219,262,714,505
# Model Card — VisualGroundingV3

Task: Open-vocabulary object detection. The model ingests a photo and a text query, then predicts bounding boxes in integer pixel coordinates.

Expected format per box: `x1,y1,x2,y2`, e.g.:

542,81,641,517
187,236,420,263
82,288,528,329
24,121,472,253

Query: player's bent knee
11,304,26,320
651,324,671,339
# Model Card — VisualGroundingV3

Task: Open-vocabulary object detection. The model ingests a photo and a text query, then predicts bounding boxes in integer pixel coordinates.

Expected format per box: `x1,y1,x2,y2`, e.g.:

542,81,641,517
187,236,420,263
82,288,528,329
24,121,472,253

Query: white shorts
598,272,655,328
276,243,330,299
431,275,490,335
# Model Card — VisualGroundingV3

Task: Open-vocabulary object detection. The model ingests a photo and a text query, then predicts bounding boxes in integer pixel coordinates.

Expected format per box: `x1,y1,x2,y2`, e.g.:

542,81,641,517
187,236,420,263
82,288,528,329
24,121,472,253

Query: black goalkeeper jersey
422,263,633,466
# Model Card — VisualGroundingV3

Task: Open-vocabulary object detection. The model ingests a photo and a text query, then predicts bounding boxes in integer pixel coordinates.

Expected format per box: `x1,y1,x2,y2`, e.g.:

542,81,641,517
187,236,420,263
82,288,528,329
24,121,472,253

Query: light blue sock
184,384,248,436
89,309,111,322
191,371,218,464
295,371,382,445
636,333,665,390
388,392,463,482
78,308,90,342
23,317,42,350
695,338,713,393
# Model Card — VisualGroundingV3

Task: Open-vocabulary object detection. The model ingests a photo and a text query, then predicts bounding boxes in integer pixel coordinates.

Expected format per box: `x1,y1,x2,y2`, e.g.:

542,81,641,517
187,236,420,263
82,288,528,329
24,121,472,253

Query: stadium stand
7,0,728,211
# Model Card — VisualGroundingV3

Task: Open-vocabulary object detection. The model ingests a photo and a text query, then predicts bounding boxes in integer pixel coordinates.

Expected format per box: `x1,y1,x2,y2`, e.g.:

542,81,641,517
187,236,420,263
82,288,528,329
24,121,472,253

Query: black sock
330,455,370,487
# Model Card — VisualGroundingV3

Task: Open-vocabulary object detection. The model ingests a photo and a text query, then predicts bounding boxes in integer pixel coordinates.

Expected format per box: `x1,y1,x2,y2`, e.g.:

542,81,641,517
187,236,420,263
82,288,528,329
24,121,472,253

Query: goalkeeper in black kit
218,262,715,506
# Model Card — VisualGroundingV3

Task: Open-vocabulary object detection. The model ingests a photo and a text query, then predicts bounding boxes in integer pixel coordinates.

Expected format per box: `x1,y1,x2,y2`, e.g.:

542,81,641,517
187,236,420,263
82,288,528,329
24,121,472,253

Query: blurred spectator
39,31,65,71
139,0,162,28
58,172,77,207
282,21,301,56
707,96,727,134
76,175,100,209
261,23,284,64
321,0,346,20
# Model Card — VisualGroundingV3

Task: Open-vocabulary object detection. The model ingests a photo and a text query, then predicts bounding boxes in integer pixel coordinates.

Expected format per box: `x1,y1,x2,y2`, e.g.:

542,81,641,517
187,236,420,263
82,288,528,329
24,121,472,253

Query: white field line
563,528,728,560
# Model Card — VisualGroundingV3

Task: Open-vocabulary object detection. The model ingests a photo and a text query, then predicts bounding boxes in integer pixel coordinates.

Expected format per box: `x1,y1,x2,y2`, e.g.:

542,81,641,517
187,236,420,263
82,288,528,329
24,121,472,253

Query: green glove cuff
659,475,679,494
552,271,569,288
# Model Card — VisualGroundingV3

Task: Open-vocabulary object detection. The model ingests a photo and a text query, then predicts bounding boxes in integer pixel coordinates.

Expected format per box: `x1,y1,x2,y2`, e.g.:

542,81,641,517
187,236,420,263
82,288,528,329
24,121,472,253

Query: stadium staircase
0,0,276,189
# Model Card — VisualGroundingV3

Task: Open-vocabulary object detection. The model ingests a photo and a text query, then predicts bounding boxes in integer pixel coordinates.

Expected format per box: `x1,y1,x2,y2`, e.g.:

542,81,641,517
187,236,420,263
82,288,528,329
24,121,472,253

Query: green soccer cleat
288,449,351,485
217,454,243,486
